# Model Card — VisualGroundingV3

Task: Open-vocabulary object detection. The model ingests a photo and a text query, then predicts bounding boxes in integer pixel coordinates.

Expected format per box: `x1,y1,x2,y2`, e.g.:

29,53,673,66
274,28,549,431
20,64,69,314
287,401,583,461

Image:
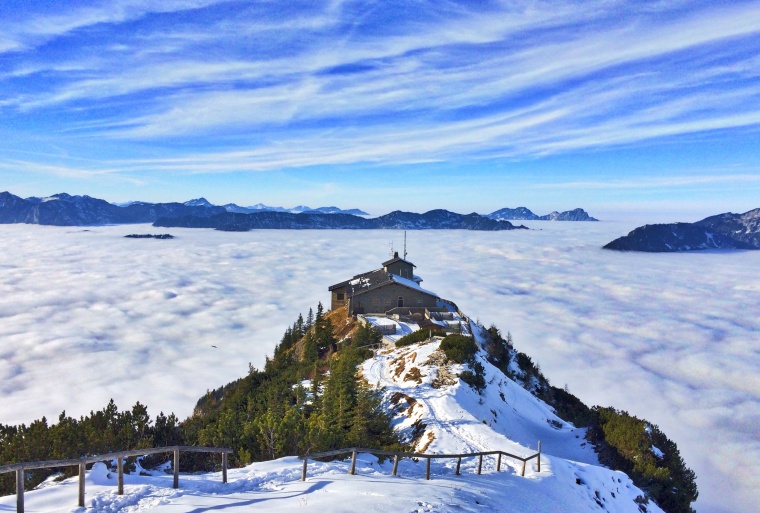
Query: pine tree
303,332,318,362
296,313,305,336
306,308,314,330
316,302,324,322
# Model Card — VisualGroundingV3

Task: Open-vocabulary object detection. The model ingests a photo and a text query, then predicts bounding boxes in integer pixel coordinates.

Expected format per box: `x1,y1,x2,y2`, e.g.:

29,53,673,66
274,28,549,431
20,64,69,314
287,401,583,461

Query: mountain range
0,191,595,230
604,208,760,252
155,209,527,231
0,192,226,226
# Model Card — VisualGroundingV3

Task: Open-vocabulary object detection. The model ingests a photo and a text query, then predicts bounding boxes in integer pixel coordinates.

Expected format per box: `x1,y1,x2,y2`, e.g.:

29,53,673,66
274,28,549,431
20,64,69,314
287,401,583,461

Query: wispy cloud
0,1,227,54
532,173,760,191
3,1,760,177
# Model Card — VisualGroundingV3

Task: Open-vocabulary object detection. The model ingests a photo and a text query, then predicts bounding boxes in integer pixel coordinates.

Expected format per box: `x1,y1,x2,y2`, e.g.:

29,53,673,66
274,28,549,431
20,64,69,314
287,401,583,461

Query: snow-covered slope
364,325,598,464
0,321,663,513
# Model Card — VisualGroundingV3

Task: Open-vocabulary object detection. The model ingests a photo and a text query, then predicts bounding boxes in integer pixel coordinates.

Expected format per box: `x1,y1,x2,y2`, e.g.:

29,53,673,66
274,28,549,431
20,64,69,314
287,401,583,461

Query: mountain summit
0,254,697,513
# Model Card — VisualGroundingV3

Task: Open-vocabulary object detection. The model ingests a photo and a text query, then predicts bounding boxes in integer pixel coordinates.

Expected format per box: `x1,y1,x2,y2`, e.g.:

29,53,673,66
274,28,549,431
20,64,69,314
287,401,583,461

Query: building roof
329,268,438,299
382,252,416,268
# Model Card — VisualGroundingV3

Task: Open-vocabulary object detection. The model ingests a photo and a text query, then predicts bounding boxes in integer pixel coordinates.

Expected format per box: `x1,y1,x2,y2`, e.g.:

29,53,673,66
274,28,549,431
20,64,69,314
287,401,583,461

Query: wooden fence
299,442,541,481
0,445,232,513
2,443,541,512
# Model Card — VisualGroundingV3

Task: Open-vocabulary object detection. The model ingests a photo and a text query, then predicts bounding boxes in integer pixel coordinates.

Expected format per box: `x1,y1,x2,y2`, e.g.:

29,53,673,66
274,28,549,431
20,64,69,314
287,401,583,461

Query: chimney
394,251,399,258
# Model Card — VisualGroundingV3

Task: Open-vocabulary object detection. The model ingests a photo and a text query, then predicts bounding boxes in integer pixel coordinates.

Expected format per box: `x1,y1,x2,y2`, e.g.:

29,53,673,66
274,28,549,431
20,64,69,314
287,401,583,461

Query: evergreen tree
316,302,324,322
306,308,314,330
303,332,318,363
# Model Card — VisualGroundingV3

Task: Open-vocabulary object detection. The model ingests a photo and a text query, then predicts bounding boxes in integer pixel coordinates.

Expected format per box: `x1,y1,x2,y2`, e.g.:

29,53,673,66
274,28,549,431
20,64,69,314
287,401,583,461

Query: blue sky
2,0,760,219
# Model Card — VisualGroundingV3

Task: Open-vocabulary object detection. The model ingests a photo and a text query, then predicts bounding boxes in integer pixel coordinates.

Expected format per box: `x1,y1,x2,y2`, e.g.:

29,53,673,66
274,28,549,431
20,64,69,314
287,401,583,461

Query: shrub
440,334,477,363
395,328,443,347
460,361,486,392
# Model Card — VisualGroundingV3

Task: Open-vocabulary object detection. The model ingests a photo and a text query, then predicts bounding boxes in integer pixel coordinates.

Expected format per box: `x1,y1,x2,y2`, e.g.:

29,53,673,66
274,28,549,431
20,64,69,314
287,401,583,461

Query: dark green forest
1,306,697,513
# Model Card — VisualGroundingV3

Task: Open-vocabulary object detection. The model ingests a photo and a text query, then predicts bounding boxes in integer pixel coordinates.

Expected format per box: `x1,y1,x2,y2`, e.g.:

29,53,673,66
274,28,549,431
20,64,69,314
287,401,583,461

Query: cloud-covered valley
0,222,757,513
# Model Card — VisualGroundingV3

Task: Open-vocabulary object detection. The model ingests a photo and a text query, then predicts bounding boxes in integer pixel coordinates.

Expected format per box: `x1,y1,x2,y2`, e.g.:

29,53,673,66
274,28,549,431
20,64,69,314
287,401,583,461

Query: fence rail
299,442,541,481
0,445,232,513
3,443,542,512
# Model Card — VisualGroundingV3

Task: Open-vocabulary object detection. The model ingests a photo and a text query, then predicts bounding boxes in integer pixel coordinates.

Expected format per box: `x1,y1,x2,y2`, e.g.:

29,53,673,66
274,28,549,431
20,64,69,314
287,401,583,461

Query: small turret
383,252,415,280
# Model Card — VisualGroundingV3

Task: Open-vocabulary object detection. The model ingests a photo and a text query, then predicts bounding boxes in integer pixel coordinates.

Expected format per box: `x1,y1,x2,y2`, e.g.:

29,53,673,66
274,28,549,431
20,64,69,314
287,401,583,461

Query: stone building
328,252,439,315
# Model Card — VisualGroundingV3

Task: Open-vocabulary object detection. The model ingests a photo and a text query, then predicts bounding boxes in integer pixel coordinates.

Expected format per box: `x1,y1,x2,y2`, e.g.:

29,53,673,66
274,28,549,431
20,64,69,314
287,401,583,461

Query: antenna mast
403,231,407,259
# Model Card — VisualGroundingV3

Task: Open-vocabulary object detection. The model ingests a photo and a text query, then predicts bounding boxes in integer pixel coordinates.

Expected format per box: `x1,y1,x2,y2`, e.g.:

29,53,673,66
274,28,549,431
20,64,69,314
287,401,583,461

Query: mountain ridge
604,208,760,251
0,191,595,228
154,209,527,231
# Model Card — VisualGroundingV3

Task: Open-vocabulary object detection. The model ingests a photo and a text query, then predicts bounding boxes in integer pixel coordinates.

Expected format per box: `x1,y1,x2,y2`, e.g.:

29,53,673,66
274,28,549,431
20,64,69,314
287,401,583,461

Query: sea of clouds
0,222,757,513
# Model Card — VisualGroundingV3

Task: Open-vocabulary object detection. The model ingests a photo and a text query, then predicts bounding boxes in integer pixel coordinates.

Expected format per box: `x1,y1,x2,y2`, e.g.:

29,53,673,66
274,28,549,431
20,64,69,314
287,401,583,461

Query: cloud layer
0,223,758,513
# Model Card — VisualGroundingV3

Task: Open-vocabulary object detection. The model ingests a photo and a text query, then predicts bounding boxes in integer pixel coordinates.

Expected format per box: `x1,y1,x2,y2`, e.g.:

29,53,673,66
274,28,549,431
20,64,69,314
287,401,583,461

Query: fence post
173,449,180,489
301,459,307,481
455,457,461,476
537,441,541,473
222,452,228,484
78,462,86,507
497,453,502,472
520,459,526,477
349,450,357,475
16,469,24,513
117,457,124,495
392,455,399,476
477,454,482,475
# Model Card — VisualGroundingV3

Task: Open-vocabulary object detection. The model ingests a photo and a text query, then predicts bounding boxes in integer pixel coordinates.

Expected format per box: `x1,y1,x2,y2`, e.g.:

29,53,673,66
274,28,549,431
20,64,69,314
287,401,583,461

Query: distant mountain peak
604,208,760,252
184,197,214,207
487,207,598,221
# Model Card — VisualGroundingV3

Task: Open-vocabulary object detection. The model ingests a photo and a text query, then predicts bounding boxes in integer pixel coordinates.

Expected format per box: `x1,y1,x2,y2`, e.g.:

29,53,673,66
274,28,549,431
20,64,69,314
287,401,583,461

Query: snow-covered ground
0,453,660,513
362,325,598,466
0,222,758,513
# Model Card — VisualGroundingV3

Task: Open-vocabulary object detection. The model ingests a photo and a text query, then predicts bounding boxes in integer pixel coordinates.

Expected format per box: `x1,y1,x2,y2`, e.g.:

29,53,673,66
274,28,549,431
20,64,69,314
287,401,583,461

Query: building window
372,298,379,307
385,299,391,306
336,293,344,301
397,296,404,307
417,299,423,305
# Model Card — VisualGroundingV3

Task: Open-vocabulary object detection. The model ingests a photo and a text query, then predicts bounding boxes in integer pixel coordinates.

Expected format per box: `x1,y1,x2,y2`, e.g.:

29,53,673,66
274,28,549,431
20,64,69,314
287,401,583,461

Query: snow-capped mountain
183,197,215,208
222,202,369,215
604,208,760,251
487,207,598,221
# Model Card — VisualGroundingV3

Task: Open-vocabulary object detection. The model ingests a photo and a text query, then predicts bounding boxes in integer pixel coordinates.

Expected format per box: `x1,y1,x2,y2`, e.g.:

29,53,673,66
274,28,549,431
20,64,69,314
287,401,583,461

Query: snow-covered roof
389,274,438,297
